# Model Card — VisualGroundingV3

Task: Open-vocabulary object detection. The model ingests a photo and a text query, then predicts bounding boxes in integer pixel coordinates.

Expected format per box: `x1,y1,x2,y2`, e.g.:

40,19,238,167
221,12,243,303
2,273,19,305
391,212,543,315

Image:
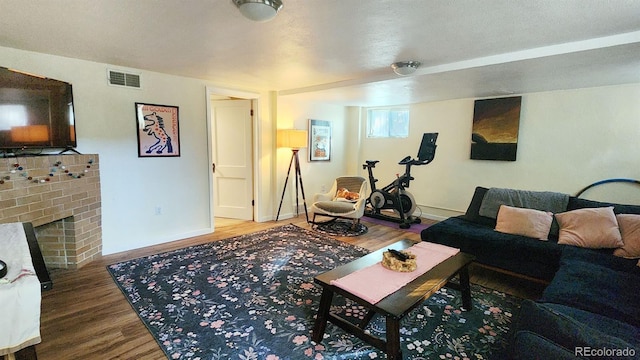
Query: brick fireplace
0,154,101,269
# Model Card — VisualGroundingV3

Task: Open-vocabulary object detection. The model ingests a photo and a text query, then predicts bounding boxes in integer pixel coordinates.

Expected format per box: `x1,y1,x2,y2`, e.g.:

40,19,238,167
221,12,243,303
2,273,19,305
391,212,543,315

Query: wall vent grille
107,69,141,89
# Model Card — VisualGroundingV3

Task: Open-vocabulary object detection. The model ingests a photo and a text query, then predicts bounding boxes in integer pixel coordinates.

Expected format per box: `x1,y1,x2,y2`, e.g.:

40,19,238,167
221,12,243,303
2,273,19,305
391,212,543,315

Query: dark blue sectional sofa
421,186,640,359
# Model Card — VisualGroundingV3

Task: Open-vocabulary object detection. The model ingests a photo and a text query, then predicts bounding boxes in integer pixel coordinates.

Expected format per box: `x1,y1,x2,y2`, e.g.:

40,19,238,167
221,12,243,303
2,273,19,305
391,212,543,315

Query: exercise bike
362,133,438,229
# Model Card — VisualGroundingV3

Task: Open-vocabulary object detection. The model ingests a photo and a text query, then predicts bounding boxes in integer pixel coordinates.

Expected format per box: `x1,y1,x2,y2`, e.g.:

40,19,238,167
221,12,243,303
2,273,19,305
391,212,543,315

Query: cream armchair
311,176,368,229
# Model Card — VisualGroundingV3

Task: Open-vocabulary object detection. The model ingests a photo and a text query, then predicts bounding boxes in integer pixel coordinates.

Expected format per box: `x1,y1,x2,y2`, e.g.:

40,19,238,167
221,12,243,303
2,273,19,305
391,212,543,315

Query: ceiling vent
107,69,141,89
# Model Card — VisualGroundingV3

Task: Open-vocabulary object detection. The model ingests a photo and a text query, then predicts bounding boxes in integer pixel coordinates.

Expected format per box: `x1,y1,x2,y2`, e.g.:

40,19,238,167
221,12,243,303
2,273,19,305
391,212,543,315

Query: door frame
205,86,261,230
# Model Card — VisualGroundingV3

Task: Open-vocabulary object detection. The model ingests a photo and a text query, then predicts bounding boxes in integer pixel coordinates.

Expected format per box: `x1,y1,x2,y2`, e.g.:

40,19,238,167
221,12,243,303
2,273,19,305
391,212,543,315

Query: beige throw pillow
556,207,623,248
613,214,640,259
495,205,553,240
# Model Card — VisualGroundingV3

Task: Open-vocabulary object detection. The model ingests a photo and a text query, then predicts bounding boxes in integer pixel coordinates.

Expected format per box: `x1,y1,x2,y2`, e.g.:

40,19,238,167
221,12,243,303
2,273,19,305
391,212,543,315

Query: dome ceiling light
391,61,421,76
232,0,283,22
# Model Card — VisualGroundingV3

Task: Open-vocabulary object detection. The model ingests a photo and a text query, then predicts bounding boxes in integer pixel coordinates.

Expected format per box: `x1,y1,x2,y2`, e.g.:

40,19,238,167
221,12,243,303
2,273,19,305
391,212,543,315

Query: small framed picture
135,103,180,157
308,119,331,161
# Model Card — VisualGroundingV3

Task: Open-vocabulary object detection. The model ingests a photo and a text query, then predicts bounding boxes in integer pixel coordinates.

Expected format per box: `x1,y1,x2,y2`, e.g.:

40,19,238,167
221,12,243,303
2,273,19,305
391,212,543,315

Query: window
366,107,409,138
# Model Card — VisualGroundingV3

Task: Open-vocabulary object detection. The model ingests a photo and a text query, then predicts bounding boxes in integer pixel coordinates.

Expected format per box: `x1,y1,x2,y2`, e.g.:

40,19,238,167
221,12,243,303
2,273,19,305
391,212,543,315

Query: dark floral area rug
312,219,368,236
107,224,521,360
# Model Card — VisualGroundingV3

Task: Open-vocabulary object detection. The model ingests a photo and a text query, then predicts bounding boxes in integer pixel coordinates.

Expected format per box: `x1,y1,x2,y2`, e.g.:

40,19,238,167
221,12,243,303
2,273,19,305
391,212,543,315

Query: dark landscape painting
470,96,522,161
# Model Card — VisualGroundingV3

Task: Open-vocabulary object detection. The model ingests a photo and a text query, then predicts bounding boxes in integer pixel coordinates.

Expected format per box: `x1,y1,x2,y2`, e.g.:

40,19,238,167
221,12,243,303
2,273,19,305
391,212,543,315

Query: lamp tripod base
276,149,309,222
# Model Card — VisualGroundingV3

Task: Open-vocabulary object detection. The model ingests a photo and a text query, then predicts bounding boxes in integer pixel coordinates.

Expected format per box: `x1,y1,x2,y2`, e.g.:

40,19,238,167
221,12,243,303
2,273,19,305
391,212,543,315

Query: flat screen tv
0,67,76,151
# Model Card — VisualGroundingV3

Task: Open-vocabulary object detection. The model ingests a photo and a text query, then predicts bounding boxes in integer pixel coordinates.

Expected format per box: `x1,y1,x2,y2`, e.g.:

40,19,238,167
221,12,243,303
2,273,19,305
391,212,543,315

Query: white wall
0,46,273,254
279,84,640,221
361,84,640,218
4,45,638,254
275,97,349,219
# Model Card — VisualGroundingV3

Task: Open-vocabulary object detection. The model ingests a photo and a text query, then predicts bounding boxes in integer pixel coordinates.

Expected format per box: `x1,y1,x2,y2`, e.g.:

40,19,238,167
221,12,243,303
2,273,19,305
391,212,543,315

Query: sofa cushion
479,188,569,219
495,205,553,240
510,331,581,360
510,300,640,358
421,216,563,281
567,196,640,215
555,207,623,249
557,244,638,272
478,187,568,236
614,214,640,259
462,186,496,226
540,247,640,327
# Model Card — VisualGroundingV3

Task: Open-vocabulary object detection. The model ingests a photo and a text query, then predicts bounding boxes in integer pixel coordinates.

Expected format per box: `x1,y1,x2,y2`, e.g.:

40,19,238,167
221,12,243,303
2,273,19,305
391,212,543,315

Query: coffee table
311,239,475,360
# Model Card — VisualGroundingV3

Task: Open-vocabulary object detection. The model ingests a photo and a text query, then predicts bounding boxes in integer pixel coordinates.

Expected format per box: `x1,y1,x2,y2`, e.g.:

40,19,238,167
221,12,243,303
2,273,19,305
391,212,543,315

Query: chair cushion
313,201,356,215
335,176,365,193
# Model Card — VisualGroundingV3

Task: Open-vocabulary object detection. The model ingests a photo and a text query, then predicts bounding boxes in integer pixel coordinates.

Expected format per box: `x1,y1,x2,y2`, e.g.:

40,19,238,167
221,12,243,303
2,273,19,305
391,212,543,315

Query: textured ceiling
0,0,639,106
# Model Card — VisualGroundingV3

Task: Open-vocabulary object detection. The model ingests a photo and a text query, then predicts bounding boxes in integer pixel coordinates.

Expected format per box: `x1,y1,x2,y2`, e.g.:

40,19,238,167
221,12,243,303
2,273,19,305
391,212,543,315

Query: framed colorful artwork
308,119,331,161
135,103,181,157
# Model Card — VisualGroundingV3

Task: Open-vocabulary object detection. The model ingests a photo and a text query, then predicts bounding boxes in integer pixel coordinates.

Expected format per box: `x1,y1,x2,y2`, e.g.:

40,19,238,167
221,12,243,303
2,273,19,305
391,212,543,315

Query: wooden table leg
385,316,402,360
358,309,376,329
459,265,473,311
312,288,334,343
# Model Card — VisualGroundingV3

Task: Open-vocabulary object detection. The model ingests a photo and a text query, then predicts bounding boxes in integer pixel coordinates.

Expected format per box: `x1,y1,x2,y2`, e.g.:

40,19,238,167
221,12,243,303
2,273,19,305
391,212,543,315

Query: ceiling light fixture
391,61,421,76
233,0,283,22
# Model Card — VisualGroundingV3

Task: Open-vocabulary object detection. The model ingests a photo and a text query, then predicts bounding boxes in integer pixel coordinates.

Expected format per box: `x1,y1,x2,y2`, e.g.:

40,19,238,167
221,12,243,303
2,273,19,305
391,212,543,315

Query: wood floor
34,217,544,360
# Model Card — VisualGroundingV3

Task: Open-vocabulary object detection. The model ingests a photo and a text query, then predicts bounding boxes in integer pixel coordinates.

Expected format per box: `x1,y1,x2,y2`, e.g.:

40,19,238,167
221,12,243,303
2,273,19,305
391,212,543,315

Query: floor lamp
276,129,309,222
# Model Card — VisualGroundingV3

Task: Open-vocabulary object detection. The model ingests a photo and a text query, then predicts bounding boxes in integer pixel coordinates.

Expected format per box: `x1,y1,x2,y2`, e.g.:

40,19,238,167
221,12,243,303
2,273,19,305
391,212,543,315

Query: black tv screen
0,67,76,151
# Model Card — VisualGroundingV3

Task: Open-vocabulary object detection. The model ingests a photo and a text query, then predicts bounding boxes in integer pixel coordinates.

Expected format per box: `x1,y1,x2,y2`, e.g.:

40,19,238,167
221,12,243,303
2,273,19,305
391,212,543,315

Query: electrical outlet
154,206,162,215
320,185,327,193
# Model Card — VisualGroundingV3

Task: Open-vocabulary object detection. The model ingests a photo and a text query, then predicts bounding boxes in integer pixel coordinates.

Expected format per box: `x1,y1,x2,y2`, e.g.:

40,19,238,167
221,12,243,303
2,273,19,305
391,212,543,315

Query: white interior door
211,99,253,220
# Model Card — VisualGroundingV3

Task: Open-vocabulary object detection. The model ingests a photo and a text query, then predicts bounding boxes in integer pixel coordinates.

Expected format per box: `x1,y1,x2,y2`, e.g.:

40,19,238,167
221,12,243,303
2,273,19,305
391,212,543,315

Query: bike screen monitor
417,133,438,162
